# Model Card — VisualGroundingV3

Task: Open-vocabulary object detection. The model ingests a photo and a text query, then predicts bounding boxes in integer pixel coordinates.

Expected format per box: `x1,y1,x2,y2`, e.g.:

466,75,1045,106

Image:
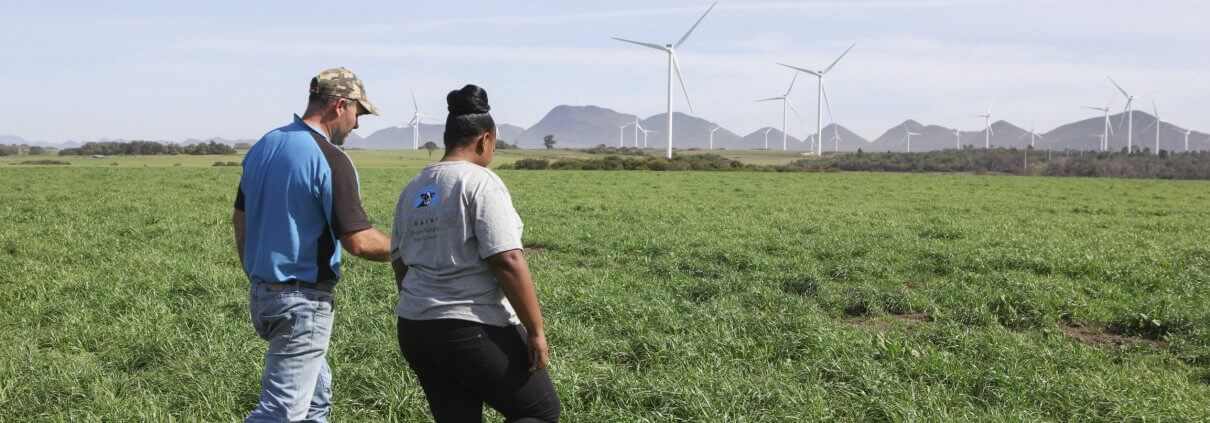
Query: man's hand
340,228,391,262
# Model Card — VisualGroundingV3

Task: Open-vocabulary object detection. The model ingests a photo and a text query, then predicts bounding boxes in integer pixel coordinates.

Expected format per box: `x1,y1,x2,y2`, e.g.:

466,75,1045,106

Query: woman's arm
487,249,548,372
391,258,407,293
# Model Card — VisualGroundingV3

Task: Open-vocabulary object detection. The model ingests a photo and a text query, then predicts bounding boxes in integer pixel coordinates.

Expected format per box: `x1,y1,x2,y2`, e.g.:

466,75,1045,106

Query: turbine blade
1108,76,1130,97
411,90,419,113
778,63,821,77
675,1,718,49
612,37,666,51
756,97,782,102
821,83,835,124
823,43,856,74
672,54,694,113
785,72,799,96
785,98,806,125
1152,98,1159,117
1037,133,1045,140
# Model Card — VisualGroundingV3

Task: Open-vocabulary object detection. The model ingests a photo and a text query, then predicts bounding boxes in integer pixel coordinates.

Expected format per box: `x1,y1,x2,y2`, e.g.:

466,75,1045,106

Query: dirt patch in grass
1060,319,1163,348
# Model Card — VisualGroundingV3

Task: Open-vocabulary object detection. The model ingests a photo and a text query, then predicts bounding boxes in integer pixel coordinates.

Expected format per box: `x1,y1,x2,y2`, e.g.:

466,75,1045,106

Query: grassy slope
0,167,1207,421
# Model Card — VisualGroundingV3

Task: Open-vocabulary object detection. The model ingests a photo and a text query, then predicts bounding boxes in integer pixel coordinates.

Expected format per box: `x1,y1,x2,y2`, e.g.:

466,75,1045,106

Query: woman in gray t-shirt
391,85,560,422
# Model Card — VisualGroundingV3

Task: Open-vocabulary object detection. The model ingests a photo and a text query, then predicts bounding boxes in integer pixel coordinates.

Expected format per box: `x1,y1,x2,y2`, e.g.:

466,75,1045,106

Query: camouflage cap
310,67,380,116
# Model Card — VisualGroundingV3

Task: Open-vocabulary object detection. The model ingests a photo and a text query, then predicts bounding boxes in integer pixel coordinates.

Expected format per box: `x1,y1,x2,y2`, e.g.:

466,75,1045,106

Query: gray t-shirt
390,161,523,326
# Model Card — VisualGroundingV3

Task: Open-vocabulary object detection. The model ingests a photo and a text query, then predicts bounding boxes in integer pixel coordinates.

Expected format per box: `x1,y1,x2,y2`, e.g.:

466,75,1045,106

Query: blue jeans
246,282,335,423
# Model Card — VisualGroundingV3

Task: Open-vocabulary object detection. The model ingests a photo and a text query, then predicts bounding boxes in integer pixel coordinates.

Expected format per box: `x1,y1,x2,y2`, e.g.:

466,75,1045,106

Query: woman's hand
528,331,549,372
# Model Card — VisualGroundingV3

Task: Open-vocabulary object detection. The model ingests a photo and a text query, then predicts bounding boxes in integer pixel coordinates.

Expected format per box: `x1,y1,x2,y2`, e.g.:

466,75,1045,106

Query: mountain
737,127,802,150
351,122,526,150
498,124,526,144
352,124,439,150
819,123,871,152
638,112,742,150
1040,111,1206,153
515,105,638,149
0,134,27,144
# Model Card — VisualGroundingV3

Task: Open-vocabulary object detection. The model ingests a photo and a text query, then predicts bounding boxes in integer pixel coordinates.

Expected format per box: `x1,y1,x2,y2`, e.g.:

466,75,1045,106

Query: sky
3,0,1209,143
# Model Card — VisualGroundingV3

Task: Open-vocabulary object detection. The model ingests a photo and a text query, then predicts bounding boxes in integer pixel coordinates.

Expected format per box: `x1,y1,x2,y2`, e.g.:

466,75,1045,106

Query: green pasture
1,165,1208,421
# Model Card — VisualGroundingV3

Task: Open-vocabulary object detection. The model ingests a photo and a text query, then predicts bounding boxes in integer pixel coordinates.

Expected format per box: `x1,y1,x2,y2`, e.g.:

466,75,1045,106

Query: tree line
499,148,1210,180
57,140,236,156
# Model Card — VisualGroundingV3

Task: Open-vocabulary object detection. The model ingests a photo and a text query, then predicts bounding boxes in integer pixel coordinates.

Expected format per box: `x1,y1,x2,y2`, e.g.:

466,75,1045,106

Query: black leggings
397,318,561,423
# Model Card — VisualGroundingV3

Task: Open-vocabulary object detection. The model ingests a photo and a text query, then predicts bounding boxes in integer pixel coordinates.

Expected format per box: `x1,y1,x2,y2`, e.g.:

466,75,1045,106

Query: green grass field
1,159,1208,421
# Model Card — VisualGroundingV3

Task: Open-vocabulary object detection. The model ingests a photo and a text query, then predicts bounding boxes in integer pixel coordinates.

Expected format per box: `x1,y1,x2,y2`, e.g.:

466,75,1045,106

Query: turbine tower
406,90,436,150
633,116,642,148
612,2,717,159
952,129,962,149
756,72,806,151
976,104,994,148
779,43,856,156
618,122,633,147
761,127,773,149
1109,77,1136,153
900,124,921,153
640,127,658,147
1082,96,1115,152
1185,129,1193,152
1143,99,1162,155
709,126,721,150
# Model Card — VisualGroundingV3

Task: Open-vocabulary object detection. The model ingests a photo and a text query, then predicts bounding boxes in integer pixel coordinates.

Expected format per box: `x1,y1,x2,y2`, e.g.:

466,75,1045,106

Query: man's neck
300,114,330,141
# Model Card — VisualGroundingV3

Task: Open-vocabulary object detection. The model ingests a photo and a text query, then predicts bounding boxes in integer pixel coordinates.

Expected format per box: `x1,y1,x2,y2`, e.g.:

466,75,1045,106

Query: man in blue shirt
233,67,390,422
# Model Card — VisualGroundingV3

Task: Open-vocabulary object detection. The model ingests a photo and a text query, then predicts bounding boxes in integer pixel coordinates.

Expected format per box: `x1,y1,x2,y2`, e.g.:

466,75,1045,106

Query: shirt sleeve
320,147,373,237
474,183,523,259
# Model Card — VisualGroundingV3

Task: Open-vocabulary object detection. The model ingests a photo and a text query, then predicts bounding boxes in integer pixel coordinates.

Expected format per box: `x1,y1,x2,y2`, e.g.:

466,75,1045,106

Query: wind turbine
618,122,633,147
1082,96,1115,152
952,129,962,149
900,124,921,153
1020,119,1044,148
640,127,658,147
406,90,437,150
827,126,841,151
756,72,806,151
1108,77,1136,153
761,127,773,149
612,1,717,159
1142,98,1162,155
633,116,642,148
976,104,994,148
1185,129,1193,152
779,43,856,156
709,126,721,150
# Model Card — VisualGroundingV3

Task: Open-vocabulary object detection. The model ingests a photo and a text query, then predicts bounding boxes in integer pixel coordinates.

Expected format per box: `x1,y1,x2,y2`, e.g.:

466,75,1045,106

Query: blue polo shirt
235,115,372,285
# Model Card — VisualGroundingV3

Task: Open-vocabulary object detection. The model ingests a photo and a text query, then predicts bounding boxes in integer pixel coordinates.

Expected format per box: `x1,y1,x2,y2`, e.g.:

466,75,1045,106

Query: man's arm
340,228,390,262
232,209,246,270
487,249,548,372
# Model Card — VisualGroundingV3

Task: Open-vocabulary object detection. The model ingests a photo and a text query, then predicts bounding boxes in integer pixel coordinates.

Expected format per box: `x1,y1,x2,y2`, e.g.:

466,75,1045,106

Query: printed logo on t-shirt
413,185,439,209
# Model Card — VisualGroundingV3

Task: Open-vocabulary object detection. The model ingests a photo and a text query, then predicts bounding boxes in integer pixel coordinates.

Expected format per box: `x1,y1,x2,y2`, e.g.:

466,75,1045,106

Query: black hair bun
447,84,490,116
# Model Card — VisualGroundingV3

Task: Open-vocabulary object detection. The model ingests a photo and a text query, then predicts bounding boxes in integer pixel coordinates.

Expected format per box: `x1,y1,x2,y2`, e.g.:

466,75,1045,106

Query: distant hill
350,122,526,150
1,134,27,144
639,112,742,150
515,105,638,149
9,107,1209,153
738,127,802,150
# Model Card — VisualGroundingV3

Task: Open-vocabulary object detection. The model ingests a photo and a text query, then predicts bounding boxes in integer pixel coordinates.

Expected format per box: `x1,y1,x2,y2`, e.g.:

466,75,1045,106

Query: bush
212,161,240,167
14,159,70,165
